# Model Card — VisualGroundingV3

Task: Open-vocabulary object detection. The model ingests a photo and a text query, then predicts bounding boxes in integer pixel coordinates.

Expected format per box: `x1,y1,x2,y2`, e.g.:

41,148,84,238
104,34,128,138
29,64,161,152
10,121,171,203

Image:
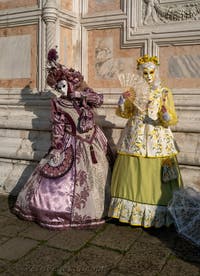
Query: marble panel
0,0,37,10
159,45,200,89
60,26,73,68
61,0,72,11
0,35,31,79
88,0,121,14
0,25,37,88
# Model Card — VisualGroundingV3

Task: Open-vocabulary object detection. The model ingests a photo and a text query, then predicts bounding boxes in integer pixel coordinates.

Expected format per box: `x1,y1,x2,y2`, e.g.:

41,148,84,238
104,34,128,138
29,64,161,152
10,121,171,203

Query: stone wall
0,0,199,195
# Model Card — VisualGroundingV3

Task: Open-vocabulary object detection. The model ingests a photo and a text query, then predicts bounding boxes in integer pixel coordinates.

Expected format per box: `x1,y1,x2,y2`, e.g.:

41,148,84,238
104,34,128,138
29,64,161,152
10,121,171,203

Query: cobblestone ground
0,195,200,275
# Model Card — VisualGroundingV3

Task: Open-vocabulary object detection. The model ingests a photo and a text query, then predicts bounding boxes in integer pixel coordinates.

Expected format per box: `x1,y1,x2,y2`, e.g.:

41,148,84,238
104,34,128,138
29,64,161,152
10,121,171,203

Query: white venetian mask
56,80,68,96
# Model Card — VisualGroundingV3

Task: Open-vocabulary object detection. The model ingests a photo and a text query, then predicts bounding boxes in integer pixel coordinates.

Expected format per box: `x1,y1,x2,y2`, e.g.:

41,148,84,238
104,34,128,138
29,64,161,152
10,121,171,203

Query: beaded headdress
137,54,159,69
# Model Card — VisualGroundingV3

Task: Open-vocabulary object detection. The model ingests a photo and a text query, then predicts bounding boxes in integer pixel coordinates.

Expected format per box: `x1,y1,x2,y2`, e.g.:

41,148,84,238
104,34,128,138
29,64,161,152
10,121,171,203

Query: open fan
118,73,150,112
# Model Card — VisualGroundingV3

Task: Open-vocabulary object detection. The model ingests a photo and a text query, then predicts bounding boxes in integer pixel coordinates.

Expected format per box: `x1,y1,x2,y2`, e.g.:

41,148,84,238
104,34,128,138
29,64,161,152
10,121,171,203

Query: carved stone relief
94,37,134,79
87,29,140,88
95,37,115,79
143,0,200,25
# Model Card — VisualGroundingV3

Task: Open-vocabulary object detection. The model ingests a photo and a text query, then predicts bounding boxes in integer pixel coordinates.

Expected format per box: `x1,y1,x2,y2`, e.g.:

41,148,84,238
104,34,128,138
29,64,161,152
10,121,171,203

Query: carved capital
42,0,58,23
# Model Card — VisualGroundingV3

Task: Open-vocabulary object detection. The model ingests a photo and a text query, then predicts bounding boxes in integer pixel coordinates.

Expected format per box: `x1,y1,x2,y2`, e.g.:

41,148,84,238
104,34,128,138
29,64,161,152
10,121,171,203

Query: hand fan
118,73,150,112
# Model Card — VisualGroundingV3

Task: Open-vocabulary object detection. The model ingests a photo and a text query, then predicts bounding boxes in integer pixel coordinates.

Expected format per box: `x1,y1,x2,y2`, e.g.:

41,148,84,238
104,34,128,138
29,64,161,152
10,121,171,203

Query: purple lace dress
13,92,111,229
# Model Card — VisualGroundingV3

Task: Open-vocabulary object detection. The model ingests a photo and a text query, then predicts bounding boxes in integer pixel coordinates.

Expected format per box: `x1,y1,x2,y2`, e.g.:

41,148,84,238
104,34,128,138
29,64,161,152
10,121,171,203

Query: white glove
162,112,171,121
118,95,125,112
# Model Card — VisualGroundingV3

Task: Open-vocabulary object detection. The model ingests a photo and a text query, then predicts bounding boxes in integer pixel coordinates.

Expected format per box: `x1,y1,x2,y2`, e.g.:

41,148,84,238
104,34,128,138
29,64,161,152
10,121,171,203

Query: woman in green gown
108,54,182,227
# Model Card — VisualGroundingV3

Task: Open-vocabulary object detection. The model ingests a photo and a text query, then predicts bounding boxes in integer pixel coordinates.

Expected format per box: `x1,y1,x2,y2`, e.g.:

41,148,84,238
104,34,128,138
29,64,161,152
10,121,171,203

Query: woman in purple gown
13,49,111,229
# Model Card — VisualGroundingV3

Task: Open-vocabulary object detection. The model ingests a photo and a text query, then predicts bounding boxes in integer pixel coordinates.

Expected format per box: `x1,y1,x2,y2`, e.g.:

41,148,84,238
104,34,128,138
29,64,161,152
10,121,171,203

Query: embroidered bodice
117,86,178,157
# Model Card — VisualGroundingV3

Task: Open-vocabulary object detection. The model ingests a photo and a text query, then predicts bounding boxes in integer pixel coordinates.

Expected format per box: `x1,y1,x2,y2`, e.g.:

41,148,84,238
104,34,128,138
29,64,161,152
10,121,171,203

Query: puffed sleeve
84,87,104,108
116,97,135,119
158,87,178,127
50,99,66,150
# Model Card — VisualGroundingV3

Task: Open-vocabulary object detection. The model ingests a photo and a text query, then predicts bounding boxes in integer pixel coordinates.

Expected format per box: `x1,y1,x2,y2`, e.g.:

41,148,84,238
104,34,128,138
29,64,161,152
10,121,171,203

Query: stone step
0,131,50,161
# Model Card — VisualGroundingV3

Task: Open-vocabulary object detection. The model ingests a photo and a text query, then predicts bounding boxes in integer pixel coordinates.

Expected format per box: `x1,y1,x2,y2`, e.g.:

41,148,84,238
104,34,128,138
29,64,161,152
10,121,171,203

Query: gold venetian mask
143,67,155,84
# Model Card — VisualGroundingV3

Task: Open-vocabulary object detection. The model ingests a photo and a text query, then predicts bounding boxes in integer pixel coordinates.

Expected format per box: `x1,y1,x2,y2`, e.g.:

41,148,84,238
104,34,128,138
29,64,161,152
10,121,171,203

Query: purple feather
48,48,58,62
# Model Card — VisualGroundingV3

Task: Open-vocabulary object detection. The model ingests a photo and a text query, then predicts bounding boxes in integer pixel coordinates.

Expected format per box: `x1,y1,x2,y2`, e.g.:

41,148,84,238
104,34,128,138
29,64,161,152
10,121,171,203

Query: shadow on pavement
144,225,200,264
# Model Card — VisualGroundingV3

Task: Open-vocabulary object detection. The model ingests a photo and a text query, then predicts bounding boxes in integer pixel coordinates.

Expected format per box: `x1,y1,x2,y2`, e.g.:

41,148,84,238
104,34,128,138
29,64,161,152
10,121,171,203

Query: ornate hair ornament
137,54,159,69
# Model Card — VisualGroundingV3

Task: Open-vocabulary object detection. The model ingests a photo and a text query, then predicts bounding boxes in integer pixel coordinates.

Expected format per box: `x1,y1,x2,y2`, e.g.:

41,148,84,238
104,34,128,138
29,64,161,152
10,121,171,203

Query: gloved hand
118,95,125,106
161,105,171,121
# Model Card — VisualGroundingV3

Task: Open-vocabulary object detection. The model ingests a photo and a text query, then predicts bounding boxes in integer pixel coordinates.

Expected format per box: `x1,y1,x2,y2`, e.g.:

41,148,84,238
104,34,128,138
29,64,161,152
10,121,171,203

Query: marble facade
0,0,199,194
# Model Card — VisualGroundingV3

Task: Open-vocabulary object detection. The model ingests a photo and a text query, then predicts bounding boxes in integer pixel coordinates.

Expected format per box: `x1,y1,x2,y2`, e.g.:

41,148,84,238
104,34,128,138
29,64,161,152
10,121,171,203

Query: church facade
0,0,199,194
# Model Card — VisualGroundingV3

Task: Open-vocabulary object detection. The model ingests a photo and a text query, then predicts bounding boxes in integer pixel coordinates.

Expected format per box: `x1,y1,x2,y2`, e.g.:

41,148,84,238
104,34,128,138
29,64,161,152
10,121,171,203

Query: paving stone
0,237,38,261
90,222,107,233
0,214,19,225
0,259,9,273
115,241,171,275
0,194,200,275
160,255,200,275
47,228,95,251
57,245,122,275
0,223,29,237
0,195,16,211
19,223,57,241
0,235,9,245
3,245,71,276
0,197,9,211
109,270,133,276
0,208,19,218
139,226,178,248
0,210,14,218
91,222,142,251
173,236,200,263
0,216,31,237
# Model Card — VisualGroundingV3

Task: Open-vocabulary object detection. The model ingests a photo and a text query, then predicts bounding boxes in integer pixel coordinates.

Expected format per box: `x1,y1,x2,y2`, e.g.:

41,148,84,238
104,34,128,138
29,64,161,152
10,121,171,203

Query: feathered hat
46,48,84,92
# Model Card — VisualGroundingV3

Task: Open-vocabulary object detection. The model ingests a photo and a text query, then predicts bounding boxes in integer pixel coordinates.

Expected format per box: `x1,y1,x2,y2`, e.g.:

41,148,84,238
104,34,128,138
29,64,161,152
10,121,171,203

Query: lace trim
109,197,173,228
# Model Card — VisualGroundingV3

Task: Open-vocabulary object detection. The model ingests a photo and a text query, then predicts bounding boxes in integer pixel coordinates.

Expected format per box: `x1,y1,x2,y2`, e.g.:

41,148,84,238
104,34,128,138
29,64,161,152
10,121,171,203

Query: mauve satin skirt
13,128,111,230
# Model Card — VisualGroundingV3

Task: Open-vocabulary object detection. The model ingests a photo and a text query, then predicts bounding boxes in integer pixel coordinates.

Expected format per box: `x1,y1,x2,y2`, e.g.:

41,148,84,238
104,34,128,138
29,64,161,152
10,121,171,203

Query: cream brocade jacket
117,86,178,158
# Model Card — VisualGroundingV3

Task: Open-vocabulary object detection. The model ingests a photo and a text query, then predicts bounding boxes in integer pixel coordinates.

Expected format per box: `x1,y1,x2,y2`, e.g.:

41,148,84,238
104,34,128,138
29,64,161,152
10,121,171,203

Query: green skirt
109,154,183,227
